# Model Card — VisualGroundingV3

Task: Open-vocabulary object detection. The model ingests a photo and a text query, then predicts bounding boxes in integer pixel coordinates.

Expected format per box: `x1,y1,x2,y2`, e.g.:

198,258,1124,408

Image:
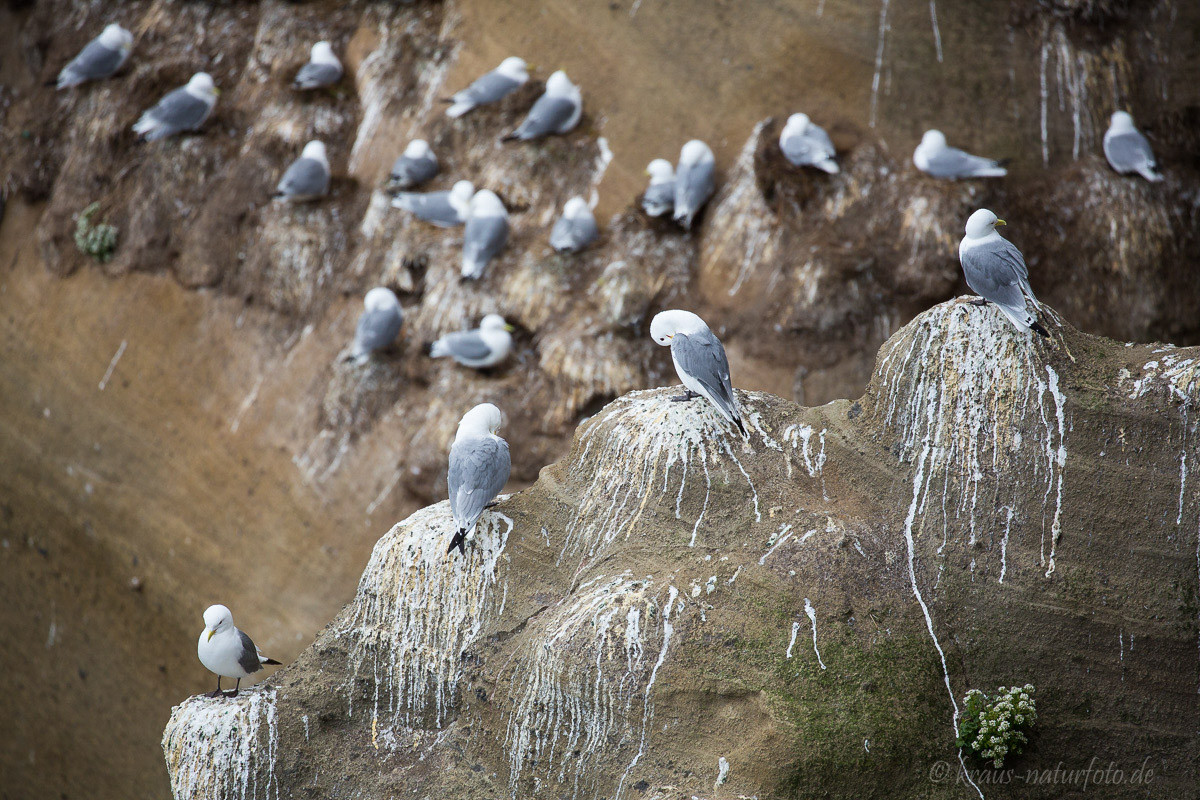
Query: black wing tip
1030,321,1050,338
994,157,1013,168
735,418,747,437
446,529,467,557
500,131,521,143
438,96,453,104
263,657,283,666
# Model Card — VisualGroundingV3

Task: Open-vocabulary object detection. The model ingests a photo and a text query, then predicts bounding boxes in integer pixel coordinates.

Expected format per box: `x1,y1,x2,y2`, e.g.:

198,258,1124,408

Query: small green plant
957,684,1037,767
74,202,118,262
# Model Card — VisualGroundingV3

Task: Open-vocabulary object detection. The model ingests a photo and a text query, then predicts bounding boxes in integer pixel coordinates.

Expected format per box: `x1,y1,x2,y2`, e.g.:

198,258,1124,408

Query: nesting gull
444,56,529,118
550,196,598,253
53,23,133,89
959,209,1048,337
461,190,508,279
673,140,716,230
293,41,343,90
913,130,1007,179
445,403,511,556
430,314,514,369
386,139,439,191
779,113,839,173
650,309,745,435
348,287,403,364
502,70,582,142
1103,111,1163,182
391,180,475,227
273,140,330,201
132,72,218,141
641,159,676,217
197,604,281,698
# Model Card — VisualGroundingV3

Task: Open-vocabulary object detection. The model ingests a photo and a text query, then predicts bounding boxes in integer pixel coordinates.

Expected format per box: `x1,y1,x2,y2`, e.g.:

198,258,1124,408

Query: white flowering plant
956,684,1037,767
74,202,118,263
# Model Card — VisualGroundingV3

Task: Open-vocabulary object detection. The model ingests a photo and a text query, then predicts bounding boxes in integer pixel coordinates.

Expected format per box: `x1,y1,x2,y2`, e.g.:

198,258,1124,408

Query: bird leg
671,390,700,402
224,678,241,698
969,298,989,307
208,676,223,698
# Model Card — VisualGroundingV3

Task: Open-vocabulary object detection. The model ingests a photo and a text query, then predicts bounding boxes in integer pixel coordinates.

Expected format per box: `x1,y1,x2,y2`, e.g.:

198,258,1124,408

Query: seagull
429,314,514,369
132,72,218,141
650,309,745,435
443,56,529,118
273,140,330,201
779,113,839,173
550,196,598,253
197,604,281,699
348,287,403,364
641,159,675,217
913,130,1007,179
958,209,1048,337
445,403,511,557
293,41,343,90
1103,111,1163,182
53,23,133,89
391,180,475,227
386,139,438,191
501,70,582,142
673,140,715,230
461,190,508,279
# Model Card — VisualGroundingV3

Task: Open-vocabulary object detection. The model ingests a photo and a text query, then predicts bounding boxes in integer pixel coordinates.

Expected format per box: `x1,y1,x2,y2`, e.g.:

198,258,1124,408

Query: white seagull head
202,604,234,641
100,23,133,52
784,113,811,135
919,129,947,151
1109,110,1136,131
678,139,714,167
301,140,328,165
650,309,708,345
403,139,433,158
310,41,340,66
458,402,504,436
498,57,530,81
646,158,674,183
964,208,1006,239
363,287,399,312
185,72,218,100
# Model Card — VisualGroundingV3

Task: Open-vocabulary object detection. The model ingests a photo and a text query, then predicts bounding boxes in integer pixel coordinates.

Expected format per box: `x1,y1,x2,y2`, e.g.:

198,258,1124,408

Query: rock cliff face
163,302,1199,798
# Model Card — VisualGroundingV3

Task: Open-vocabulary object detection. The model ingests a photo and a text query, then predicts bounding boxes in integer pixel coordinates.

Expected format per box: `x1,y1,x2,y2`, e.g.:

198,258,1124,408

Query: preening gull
913,130,1007,179
461,190,508,279
293,41,343,90
273,140,330,201
444,56,529,118
502,70,582,142
549,196,598,253
132,72,218,141
54,23,133,89
430,314,514,369
391,180,475,227
387,139,439,191
673,140,715,230
642,159,675,217
445,403,511,556
650,309,745,436
959,209,1048,337
779,113,839,173
197,604,281,698
348,287,403,363
1103,111,1163,182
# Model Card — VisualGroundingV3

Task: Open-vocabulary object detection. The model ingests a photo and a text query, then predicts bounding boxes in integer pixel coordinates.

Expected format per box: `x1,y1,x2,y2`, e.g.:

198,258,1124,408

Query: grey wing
294,62,341,88
389,155,438,188
448,436,511,532
458,72,520,105
464,216,508,260
781,131,821,166
354,307,403,355
550,216,597,252
924,146,997,178
391,192,461,226
237,630,264,674
672,330,739,421
512,96,576,139
144,89,211,135
675,159,715,213
1104,131,1156,172
438,330,493,361
811,126,836,155
277,158,329,197
60,40,125,85
962,239,1035,310
642,181,674,214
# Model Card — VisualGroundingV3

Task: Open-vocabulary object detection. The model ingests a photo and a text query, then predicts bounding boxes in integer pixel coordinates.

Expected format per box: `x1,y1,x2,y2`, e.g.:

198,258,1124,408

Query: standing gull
293,41,343,90
391,180,475,227
913,130,1007,179
779,113,839,173
446,403,511,557
650,309,745,435
273,140,330,201
673,140,715,230
348,287,403,364
461,190,508,279
550,196,598,253
429,314,514,369
386,139,438,191
53,23,133,89
502,70,582,142
444,56,529,118
132,72,218,141
958,209,1048,337
642,159,676,217
197,604,281,699
1103,111,1163,182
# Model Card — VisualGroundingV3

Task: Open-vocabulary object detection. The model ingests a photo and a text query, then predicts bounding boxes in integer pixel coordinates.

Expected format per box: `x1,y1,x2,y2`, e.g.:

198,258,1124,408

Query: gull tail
815,159,840,174
261,656,282,666
446,529,468,557
445,100,474,118
1137,164,1164,182
972,165,1008,177
1030,320,1050,338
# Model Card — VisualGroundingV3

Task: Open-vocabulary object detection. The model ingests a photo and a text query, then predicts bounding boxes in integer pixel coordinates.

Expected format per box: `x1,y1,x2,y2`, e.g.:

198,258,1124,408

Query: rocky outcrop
163,302,1200,798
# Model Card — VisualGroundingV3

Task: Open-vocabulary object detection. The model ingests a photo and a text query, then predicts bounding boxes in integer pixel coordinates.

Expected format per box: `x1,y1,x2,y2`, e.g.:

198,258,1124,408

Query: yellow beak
995,219,1007,226
504,324,515,332
207,629,215,642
